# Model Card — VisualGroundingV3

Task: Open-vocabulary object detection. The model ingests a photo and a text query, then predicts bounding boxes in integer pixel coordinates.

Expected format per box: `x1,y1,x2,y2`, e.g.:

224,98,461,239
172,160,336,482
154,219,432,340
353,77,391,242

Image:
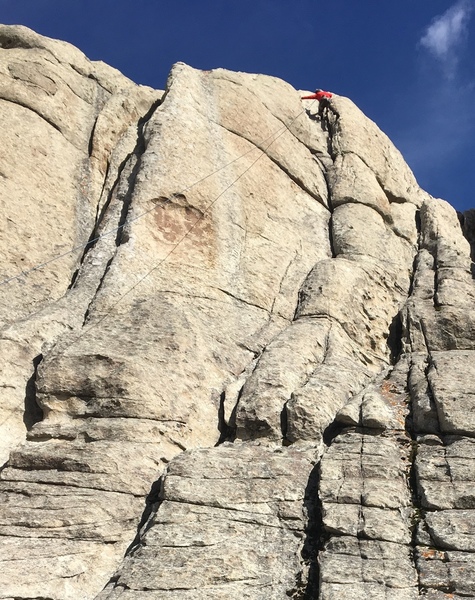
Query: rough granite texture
1,24,475,600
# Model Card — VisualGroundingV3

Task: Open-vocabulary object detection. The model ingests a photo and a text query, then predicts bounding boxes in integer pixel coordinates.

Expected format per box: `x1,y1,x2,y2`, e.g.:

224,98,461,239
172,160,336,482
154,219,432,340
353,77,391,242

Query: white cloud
420,0,473,77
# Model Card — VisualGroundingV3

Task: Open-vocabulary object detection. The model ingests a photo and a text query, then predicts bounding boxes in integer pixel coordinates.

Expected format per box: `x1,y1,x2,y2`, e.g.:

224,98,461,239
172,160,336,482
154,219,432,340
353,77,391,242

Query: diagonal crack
0,95,64,136
212,118,328,206
212,286,270,313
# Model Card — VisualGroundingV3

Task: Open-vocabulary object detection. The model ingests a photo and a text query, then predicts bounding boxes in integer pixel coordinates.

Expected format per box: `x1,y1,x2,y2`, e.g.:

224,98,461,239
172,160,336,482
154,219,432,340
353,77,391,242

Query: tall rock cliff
1,25,475,600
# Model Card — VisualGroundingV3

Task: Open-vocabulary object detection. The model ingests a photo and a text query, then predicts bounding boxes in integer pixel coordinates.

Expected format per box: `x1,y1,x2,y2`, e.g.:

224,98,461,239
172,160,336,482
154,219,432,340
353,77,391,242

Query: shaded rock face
0,24,474,600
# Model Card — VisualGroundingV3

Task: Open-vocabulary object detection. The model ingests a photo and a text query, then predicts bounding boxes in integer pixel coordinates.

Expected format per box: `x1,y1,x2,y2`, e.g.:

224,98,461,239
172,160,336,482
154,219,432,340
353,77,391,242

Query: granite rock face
1,24,475,600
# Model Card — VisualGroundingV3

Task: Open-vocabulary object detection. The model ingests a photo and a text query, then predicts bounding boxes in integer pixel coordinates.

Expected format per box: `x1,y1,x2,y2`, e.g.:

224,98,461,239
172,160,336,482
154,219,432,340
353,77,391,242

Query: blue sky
1,0,475,212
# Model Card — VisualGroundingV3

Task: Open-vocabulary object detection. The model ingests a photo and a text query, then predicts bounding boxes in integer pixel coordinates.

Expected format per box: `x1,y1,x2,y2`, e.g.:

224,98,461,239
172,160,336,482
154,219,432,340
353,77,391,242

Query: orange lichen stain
381,380,399,396
419,548,446,561
150,197,215,264
379,379,412,429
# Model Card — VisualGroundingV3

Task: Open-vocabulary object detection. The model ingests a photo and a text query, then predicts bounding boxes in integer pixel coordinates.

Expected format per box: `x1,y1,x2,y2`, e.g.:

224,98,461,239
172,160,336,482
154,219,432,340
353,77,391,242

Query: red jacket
301,90,333,101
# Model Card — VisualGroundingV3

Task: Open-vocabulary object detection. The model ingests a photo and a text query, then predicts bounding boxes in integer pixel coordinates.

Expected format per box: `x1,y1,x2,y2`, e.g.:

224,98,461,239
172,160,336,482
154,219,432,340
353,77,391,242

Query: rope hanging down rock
0,97,317,290
62,97,321,348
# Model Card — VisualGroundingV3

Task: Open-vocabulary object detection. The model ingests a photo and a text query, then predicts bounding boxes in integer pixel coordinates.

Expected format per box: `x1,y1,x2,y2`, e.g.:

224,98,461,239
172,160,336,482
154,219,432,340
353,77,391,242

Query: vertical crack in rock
280,401,290,445
328,219,337,259
114,99,162,247
387,313,403,364
300,417,346,599
299,462,324,599
81,257,114,326
293,286,306,321
88,113,101,158
424,354,442,433
433,261,441,311
358,431,367,540
222,356,260,443
67,266,81,291
318,111,336,263
124,477,163,557
101,100,162,250
406,210,422,300
403,217,433,593
68,162,112,293
405,365,425,594
77,99,162,325
321,113,339,160
75,163,112,266
215,390,232,445
23,353,44,431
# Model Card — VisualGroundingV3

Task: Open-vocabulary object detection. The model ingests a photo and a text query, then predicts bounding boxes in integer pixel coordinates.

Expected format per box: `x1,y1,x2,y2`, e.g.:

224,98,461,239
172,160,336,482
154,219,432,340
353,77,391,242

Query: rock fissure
320,112,339,160
68,63,114,94
216,391,231,445
406,382,425,594
328,213,337,258
214,118,328,207
82,257,114,326
69,100,162,328
23,353,44,431
0,95,64,136
338,150,414,205
213,287,271,313
114,101,162,246
304,461,327,599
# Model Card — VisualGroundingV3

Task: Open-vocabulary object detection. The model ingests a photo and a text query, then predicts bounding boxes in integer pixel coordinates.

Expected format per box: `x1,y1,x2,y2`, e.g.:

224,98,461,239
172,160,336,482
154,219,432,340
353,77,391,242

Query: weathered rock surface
97,445,316,599
0,23,162,471
1,24,475,600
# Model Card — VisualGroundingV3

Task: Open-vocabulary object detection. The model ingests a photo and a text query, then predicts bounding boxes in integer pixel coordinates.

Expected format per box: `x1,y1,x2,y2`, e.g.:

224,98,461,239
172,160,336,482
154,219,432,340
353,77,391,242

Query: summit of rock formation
1,24,475,600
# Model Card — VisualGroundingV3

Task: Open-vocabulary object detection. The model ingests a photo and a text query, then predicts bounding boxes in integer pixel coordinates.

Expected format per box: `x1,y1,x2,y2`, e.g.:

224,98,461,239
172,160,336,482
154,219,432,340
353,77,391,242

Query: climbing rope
0,98,316,290
57,95,319,349
91,111,310,311
0,93,319,430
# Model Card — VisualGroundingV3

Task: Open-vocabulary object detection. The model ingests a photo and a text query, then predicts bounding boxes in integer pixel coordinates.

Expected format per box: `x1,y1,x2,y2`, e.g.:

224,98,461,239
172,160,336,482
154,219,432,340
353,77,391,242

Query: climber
301,89,340,119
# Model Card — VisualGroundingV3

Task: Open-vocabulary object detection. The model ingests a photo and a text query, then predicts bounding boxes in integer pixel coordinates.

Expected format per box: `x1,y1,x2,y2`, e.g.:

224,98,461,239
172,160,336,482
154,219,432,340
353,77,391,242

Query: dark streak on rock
114,98,162,247
301,462,326,599
216,390,233,445
387,313,403,364
125,477,163,557
281,401,290,446
23,353,44,431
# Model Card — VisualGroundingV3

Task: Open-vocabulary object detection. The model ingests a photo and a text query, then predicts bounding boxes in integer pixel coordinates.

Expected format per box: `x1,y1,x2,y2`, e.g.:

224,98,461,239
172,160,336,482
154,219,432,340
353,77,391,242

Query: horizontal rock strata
97,445,316,599
1,24,475,600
